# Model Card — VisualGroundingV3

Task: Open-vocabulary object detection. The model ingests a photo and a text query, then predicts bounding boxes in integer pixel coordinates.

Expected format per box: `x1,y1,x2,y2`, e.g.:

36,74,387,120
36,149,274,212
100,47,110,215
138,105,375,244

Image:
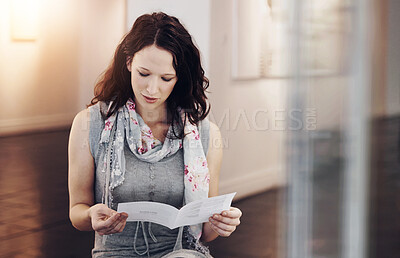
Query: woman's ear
126,57,132,72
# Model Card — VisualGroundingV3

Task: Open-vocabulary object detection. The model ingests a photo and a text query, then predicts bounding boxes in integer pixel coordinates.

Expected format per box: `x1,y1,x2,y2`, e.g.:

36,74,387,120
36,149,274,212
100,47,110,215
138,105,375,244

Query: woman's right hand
89,204,129,235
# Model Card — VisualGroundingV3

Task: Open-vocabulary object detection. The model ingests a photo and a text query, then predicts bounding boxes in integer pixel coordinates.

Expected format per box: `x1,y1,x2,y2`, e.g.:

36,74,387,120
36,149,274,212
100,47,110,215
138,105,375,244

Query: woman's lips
142,95,158,103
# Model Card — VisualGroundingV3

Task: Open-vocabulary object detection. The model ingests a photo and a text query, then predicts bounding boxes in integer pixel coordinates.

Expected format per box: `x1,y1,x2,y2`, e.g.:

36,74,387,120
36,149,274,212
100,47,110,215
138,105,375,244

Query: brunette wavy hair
89,12,210,138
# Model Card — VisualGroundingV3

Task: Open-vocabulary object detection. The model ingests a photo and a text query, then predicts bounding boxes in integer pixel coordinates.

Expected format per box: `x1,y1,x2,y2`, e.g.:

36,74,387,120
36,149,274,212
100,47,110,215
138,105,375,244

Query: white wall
126,0,211,74
78,0,126,110
209,0,286,199
386,0,400,116
0,0,126,135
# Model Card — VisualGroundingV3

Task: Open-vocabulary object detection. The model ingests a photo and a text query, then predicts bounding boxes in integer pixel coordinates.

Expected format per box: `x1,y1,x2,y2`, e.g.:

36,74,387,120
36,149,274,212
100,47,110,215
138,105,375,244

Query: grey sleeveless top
88,102,210,257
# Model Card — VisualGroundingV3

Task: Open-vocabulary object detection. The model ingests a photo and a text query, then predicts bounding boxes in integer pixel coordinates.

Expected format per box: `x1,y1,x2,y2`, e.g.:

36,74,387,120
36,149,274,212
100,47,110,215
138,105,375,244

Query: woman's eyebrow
138,67,175,76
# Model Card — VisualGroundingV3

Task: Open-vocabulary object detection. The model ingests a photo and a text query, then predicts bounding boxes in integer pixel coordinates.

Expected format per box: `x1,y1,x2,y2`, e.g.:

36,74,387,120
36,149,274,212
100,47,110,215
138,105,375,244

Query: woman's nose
146,77,159,95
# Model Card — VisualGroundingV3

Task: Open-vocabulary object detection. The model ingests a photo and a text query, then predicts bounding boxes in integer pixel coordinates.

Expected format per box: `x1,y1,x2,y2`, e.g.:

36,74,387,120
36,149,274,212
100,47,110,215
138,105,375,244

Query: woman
68,12,242,257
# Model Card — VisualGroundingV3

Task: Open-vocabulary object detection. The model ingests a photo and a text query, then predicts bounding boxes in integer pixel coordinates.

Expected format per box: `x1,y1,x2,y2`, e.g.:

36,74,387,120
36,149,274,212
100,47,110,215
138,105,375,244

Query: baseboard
0,113,75,136
218,167,286,201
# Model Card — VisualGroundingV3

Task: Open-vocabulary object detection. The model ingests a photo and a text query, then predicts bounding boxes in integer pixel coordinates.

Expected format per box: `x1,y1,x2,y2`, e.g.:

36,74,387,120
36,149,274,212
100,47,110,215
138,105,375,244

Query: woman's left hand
208,206,242,237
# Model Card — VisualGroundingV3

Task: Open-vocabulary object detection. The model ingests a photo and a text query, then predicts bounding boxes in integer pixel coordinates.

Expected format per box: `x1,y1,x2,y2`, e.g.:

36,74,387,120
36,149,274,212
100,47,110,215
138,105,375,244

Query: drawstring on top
148,222,158,243
133,221,158,256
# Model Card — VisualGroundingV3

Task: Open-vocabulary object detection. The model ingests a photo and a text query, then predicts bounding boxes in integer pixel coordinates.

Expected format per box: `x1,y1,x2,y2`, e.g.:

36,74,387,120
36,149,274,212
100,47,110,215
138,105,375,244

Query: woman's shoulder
71,102,107,134
72,103,99,124
208,121,219,131
208,121,221,143
197,118,220,139
69,109,91,154
72,108,91,128
72,102,107,159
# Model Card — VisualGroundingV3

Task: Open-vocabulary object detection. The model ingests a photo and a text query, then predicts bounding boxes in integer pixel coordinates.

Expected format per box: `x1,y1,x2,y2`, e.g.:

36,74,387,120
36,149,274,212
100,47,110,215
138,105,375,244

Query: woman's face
127,44,177,116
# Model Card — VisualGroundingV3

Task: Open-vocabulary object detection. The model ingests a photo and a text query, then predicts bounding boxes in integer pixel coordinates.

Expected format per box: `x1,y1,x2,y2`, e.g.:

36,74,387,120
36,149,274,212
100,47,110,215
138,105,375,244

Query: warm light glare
11,0,39,41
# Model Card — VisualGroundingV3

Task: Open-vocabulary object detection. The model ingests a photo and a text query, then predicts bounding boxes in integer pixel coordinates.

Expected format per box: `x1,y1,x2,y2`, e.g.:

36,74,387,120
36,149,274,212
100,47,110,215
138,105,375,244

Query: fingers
208,206,242,237
209,221,234,237
98,215,127,235
210,214,239,227
100,213,127,235
110,213,128,234
114,218,128,233
209,217,236,231
212,207,242,225
93,210,129,235
94,212,118,230
101,220,127,235
222,207,242,219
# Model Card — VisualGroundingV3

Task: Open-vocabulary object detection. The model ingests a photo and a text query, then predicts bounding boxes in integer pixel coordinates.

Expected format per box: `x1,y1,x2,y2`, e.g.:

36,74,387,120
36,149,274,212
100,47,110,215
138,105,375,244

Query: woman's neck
137,105,170,127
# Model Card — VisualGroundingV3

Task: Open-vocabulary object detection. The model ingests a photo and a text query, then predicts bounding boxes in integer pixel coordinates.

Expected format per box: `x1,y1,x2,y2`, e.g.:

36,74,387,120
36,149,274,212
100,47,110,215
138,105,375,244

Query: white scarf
99,99,209,239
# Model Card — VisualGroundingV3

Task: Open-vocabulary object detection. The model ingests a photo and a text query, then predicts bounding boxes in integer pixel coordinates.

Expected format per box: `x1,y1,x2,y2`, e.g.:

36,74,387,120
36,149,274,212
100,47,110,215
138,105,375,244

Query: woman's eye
138,72,149,77
162,77,172,82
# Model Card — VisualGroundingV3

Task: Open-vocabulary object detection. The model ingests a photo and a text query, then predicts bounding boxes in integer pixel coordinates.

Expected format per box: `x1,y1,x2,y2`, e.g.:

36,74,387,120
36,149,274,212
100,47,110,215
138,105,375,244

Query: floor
368,116,400,258
0,131,94,257
0,115,398,258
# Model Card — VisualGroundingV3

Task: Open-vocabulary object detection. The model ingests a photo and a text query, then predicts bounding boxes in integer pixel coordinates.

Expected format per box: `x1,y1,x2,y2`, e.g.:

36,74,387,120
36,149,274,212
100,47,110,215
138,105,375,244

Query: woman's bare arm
201,121,223,242
68,109,96,231
68,109,128,233
200,121,242,242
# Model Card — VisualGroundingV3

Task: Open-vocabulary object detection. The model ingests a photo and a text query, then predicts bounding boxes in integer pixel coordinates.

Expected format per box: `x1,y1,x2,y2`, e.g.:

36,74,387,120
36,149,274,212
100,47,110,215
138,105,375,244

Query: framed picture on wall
231,0,289,80
231,0,350,80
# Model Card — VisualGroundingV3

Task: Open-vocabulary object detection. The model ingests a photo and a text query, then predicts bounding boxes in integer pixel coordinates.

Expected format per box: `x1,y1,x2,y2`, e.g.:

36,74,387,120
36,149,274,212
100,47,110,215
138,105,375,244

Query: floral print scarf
99,98,210,239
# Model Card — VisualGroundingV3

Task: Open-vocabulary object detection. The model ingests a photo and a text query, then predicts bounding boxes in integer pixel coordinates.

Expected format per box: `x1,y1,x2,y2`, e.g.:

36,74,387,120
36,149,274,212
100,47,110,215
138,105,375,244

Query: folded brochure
117,192,236,229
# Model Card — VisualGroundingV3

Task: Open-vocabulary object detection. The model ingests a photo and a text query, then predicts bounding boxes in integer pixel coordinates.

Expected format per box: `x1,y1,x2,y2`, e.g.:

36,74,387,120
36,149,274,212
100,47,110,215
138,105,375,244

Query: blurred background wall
0,0,125,135
208,0,286,198
386,0,400,116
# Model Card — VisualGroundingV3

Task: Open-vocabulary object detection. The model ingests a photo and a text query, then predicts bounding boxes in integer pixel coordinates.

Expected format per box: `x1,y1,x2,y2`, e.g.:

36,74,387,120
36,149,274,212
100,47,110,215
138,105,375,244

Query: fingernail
222,212,227,216
213,215,219,219
209,218,214,222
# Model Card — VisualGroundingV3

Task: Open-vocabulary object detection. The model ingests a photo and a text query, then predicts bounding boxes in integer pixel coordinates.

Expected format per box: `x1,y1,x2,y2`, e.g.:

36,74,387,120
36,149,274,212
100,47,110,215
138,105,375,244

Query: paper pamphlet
117,192,236,229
